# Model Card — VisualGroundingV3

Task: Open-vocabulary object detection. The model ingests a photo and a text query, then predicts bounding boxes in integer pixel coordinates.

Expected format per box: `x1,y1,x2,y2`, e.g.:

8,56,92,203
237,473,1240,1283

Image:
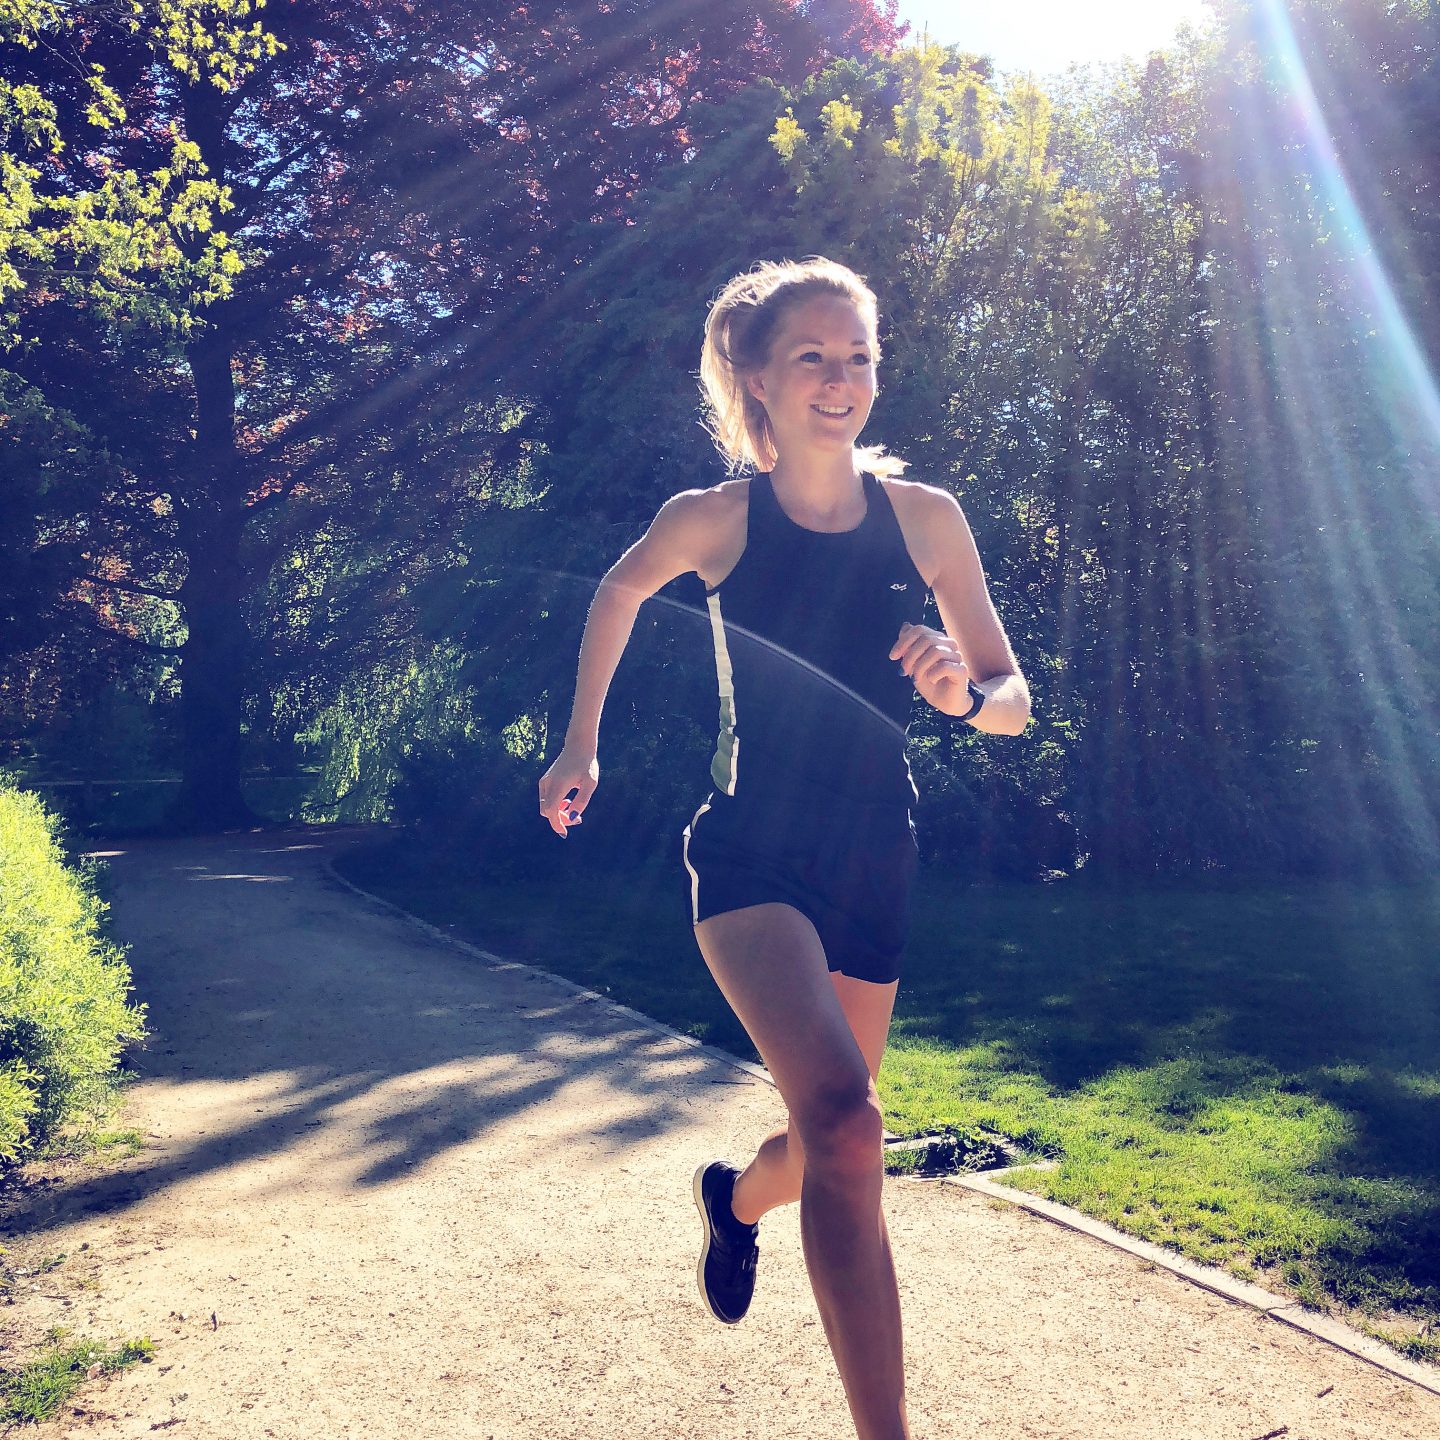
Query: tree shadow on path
3,827,741,1237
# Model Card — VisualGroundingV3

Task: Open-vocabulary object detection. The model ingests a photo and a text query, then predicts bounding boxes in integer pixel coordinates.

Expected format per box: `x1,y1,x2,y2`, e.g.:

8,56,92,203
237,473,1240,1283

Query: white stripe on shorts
681,799,712,923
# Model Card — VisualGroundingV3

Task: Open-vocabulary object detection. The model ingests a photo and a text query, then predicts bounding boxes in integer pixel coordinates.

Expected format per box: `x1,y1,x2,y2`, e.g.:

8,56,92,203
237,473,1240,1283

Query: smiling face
745,292,878,464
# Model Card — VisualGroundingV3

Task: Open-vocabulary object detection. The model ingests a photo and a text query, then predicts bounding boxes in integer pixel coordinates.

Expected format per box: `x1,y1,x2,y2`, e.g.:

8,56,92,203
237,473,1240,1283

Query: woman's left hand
890,622,971,716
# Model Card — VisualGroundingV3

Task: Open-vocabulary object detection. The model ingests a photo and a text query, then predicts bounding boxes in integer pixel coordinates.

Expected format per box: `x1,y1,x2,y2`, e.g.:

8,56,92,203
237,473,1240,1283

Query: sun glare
894,0,1216,74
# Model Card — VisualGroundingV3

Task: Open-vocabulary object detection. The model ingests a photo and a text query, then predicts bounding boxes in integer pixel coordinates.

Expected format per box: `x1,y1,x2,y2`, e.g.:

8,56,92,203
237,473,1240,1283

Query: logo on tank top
890,582,908,591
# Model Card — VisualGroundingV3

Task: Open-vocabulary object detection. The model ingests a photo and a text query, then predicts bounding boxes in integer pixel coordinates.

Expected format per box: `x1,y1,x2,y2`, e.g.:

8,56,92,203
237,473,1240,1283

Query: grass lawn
336,834,1440,1367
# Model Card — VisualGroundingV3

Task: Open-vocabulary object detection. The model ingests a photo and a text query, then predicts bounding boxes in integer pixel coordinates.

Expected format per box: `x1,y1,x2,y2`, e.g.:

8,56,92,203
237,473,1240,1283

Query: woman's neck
767,449,865,530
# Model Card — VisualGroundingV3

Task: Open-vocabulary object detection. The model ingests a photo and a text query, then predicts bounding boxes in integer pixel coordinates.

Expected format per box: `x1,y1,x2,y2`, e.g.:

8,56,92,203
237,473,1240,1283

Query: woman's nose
823,360,847,385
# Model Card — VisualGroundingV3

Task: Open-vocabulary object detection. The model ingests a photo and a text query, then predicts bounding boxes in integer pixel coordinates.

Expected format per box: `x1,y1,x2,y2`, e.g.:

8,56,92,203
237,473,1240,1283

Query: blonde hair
698,256,907,478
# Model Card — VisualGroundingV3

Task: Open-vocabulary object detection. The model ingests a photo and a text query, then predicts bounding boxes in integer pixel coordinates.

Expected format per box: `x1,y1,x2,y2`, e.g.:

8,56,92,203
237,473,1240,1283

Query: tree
3,0,906,825
1,0,262,757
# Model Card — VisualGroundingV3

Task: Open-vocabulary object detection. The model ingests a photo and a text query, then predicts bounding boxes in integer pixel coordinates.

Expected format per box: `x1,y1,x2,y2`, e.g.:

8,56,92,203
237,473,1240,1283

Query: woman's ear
746,372,766,404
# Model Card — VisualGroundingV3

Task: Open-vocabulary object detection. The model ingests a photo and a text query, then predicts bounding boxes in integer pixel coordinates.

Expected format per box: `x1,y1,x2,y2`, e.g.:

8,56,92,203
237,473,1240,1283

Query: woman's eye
851,354,871,365
799,352,821,362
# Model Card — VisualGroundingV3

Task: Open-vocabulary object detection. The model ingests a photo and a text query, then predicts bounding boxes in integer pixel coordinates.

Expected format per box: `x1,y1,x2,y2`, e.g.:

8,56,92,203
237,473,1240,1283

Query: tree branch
76,620,183,656
244,481,301,517
229,133,335,224
76,573,183,602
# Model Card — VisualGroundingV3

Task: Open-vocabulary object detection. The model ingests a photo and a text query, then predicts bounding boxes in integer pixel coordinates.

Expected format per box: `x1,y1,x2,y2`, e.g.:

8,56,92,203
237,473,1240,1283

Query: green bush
0,777,147,1165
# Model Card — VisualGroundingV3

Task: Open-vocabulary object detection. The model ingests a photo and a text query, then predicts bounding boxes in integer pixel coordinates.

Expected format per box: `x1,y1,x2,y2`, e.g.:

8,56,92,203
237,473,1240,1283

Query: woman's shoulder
878,475,969,531
648,479,750,589
878,477,967,587
654,478,750,544
662,477,750,521
877,474,957,511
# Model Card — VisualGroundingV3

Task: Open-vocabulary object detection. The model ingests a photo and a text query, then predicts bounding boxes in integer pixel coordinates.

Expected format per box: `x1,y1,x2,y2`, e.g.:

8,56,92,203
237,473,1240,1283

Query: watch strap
959,679,985,723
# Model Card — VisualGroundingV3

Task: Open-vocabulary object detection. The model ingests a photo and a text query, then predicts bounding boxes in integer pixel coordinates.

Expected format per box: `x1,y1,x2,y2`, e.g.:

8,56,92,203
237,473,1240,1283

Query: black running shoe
693,1159,760,1324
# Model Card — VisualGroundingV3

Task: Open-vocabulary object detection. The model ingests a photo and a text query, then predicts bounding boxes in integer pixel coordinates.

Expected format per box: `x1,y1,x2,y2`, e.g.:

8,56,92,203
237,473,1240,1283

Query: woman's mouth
812,405,853,418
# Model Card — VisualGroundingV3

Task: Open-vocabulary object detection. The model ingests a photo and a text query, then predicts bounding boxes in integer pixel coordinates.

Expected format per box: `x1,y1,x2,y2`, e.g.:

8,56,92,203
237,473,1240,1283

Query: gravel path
3,827,1438,1439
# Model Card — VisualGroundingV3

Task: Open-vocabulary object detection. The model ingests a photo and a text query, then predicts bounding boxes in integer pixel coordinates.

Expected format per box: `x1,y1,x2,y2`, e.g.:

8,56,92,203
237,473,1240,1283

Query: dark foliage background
3,0,1437,881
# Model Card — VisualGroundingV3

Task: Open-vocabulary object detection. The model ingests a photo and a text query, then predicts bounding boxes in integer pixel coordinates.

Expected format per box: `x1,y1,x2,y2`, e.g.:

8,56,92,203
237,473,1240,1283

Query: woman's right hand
538,748,600,838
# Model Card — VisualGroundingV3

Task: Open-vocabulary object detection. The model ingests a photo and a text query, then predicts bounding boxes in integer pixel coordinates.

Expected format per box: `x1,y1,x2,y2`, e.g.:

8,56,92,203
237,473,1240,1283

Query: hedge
0,777,147,1165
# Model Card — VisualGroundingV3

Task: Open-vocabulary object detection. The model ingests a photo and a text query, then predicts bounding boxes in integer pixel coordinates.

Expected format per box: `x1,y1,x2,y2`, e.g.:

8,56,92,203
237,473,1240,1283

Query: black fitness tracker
958,679,985,723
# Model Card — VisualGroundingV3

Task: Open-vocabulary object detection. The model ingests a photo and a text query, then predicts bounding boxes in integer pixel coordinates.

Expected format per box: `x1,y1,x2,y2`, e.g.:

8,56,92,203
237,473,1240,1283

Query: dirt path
3,827,1437,1439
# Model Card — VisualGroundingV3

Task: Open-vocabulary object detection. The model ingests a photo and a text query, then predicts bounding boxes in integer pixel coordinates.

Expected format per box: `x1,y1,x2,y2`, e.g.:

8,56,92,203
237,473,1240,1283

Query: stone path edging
324,852,1440,1402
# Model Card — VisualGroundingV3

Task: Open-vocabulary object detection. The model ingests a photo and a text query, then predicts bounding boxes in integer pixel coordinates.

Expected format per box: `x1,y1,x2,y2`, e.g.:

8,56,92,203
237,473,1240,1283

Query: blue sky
892,1,1216,76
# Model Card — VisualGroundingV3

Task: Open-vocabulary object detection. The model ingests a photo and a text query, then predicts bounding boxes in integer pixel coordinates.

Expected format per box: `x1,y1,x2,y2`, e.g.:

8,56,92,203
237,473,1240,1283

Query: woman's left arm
889,485,1032,736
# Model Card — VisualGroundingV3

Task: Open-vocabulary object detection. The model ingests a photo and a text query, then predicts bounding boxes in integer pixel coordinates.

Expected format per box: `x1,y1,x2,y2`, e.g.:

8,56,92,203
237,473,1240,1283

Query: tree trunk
170,320,254,831
172,504,254,831
166,81,257,833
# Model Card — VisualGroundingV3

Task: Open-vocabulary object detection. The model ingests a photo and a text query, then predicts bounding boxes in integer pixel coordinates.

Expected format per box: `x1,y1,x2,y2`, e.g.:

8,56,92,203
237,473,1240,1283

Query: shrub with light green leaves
0,777,147,1164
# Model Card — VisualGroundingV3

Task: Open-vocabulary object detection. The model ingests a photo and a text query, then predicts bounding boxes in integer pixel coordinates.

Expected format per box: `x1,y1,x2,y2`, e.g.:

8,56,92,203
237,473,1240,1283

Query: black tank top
701,470,929,808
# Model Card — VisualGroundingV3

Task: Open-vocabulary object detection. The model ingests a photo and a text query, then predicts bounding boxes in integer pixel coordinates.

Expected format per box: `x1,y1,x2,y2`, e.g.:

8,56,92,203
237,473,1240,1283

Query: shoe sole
693,1161,742,1325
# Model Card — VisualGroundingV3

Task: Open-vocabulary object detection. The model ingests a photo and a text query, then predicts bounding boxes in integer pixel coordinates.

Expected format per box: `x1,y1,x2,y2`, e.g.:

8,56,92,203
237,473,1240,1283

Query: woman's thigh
776,971,899,1170
694,902,876,1129
830,971,900,1083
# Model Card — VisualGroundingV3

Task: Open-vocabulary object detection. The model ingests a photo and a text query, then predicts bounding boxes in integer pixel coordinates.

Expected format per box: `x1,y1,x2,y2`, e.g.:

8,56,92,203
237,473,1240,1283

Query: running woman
538,257,1030,1440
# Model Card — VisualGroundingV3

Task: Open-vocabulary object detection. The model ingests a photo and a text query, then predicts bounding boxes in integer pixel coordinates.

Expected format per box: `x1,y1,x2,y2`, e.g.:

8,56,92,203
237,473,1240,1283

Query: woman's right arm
538,489,721,838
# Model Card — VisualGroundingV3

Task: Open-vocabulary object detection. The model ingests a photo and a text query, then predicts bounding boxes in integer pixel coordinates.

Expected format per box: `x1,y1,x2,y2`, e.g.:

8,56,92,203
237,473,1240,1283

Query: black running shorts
681,790,919,986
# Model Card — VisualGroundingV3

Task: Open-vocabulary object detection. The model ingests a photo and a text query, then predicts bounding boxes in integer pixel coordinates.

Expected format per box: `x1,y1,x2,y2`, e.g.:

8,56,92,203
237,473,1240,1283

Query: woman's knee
793,1083,884,1172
